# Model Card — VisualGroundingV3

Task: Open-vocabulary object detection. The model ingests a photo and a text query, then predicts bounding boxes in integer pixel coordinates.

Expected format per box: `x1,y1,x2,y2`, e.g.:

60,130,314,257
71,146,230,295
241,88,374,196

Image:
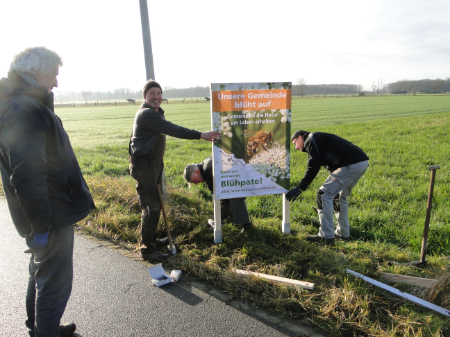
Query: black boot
239,222,252,234
141,250,169,261
60,323,76,337
306,235,334,245
156,237,169,247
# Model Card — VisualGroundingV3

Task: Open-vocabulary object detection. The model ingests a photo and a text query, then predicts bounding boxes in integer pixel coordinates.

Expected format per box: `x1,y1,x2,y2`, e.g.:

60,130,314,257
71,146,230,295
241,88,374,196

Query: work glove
26,231,49,251
286,187,302,202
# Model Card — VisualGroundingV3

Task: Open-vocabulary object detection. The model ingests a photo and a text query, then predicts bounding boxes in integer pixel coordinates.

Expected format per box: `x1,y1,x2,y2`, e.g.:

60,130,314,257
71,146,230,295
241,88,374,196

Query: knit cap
142,80,163,98
183,164,196,183
291,130,309,141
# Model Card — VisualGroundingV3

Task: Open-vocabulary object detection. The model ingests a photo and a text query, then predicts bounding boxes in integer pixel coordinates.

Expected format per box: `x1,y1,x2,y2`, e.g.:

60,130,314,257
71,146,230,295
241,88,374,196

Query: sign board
211,82,292,200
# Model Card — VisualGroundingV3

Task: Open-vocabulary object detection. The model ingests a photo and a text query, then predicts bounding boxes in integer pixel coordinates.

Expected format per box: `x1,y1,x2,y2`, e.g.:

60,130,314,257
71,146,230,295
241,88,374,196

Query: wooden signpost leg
282,194,290,234
213,198,222,244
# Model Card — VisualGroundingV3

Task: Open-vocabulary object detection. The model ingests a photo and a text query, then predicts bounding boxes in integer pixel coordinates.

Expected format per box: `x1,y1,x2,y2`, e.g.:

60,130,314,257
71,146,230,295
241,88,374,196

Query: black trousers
220,198,250,224
129,156,163,254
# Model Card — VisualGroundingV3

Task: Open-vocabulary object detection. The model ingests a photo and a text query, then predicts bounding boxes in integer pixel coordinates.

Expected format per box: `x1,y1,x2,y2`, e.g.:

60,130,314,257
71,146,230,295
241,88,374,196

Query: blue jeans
26,225,74,337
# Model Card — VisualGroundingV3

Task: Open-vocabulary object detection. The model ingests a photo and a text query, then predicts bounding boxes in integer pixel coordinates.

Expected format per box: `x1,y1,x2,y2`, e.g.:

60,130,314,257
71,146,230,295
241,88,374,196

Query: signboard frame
210,82,292,243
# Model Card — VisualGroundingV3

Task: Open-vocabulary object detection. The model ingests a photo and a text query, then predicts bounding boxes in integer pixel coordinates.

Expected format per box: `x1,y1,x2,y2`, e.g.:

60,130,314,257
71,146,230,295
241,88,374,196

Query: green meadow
2,95,450,336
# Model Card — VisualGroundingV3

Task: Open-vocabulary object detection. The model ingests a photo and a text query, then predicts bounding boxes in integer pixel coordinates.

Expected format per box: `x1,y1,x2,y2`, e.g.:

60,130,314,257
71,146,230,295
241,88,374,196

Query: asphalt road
0,198,327,337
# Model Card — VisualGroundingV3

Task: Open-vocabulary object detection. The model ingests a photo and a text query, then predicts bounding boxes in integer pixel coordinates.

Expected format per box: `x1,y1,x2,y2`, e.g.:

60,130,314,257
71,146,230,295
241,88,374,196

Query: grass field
2,95,450,336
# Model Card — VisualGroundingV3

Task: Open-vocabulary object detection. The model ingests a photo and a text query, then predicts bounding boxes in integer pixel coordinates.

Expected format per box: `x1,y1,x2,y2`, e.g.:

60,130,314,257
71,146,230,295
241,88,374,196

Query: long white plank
346,269,450,317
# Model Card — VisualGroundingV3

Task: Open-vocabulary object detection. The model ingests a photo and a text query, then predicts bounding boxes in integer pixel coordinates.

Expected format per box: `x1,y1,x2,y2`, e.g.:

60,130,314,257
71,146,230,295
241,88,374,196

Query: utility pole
139,0,166,196
139,0,155,80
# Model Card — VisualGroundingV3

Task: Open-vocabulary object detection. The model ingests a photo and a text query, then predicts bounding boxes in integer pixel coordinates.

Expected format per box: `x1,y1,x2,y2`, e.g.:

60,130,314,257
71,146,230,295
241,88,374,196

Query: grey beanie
291,130,309,141
142,80,163,98
183,164,196,183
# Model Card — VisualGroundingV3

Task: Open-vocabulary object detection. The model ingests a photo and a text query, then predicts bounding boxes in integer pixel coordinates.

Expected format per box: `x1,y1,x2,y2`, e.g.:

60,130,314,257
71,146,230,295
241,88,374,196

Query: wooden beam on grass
346,269,450,317
380,272,438,289
234,269,314,290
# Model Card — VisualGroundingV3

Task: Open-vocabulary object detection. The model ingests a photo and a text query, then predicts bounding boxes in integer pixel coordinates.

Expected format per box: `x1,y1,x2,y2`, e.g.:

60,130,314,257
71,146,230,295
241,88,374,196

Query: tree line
54,84,360,102
53,78,450,102
54,86,210,102
292,84,362,96
387,78,450,94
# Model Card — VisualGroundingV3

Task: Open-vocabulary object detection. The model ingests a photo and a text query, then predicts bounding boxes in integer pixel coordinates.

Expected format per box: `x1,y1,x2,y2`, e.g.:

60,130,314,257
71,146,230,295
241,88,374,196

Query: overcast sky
1,0,449,93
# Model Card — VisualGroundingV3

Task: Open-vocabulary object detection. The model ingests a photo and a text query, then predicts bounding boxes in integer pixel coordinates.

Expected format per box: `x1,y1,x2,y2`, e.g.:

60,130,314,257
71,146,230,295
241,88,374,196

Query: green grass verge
1,96,450,336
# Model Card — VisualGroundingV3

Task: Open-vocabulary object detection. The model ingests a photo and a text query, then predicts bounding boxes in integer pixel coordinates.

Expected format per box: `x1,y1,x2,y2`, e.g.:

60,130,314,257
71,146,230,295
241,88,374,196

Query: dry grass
78,175,141,246
1,164,449,336
425,272,450,310
74,175,450,336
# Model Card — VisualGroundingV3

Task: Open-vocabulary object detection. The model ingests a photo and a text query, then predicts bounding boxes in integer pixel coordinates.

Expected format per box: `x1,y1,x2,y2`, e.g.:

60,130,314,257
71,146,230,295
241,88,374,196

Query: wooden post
234,269,314,289
420,165,440,264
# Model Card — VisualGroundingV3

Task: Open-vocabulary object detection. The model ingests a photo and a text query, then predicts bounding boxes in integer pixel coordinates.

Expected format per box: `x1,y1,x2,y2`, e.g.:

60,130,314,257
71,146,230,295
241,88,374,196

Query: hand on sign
286,187,302,202
201,131,221,142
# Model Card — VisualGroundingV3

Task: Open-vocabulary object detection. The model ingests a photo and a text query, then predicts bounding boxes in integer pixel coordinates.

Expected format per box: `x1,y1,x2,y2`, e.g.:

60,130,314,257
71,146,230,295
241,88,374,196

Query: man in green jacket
129,80,220,261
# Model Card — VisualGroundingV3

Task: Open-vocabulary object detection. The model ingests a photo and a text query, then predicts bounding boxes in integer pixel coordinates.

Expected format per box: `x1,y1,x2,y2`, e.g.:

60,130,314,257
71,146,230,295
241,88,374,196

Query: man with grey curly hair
9,47,63,78
0,47,94,336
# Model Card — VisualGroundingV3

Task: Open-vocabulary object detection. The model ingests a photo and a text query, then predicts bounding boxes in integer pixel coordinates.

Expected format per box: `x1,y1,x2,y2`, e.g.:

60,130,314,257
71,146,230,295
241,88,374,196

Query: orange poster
211,82,292,199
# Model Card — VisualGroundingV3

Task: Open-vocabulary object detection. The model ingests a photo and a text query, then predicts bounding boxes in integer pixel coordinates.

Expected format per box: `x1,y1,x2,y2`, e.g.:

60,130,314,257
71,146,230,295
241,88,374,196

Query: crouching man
286,130,369,245
183,156,252,232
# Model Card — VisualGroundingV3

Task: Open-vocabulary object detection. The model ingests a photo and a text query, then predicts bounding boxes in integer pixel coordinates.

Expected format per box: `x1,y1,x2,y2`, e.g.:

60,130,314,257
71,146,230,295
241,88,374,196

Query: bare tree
81,90,91,102
296,77,307,97
377,78,384,94
371,82,377,94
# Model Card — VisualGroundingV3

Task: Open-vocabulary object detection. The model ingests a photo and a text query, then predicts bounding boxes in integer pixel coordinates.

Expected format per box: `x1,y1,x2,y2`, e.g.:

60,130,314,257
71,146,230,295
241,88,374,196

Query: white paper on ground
148,263,172,287
171,270,182,282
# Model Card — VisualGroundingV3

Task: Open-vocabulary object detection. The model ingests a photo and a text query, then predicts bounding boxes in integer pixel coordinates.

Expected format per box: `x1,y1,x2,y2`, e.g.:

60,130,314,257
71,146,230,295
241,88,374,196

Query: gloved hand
286,187,302,202
26,232,49,251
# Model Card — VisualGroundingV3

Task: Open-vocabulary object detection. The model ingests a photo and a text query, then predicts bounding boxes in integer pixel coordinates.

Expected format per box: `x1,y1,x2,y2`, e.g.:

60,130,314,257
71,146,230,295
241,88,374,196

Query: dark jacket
129,102,202,157
198,156,214,193
297,132,369,191
0,71,94,237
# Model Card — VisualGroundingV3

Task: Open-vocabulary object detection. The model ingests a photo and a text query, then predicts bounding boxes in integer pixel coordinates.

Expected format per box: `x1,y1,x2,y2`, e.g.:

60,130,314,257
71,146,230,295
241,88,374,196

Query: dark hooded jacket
129,102,201,157
297,132,369,191
0,71,94,237
198,156,214,193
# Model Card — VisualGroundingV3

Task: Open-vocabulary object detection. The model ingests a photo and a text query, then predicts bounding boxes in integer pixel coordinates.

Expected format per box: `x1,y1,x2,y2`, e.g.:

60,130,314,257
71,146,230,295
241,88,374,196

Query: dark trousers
129,157,163,254
220,198,250,224
26,225,74,337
